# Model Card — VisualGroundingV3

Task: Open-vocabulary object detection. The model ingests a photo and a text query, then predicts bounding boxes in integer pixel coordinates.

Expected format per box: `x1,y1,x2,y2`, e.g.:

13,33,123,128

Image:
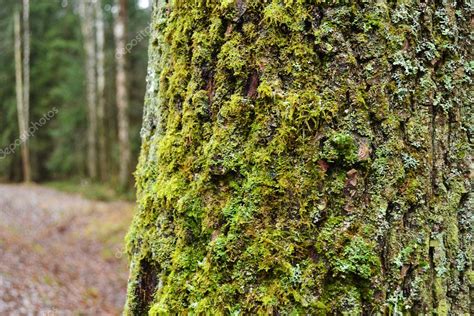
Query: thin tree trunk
126,2,472,315
21,0,31,182
79,0,98,179
14,8,30,183
114,0,131,188
95,0,107,181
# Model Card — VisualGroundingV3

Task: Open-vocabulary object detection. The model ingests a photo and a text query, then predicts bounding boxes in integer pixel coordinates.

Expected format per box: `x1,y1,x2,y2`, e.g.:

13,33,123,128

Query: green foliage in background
0,0,150,188
0,1,20,179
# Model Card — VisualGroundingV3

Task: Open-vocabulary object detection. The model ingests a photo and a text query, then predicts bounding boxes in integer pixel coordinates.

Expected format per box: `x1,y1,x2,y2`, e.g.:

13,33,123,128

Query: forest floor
0,183,134,315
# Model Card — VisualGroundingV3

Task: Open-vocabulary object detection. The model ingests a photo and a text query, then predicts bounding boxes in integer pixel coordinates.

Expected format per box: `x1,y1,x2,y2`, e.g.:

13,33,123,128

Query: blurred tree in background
0,0,151,190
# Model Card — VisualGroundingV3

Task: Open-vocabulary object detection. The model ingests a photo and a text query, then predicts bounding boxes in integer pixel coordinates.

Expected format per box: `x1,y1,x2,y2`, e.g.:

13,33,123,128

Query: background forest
0,0,151,194
0,1,151,312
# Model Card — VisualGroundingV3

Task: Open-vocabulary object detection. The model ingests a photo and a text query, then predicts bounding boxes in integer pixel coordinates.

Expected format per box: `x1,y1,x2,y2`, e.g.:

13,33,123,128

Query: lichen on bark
125,1,472,314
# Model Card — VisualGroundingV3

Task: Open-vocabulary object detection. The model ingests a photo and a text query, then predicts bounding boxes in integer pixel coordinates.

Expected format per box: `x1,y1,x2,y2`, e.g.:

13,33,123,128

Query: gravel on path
0,184,133,315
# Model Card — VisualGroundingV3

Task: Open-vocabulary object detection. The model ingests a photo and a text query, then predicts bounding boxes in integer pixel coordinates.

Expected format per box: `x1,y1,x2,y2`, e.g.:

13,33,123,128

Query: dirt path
0,184,134,315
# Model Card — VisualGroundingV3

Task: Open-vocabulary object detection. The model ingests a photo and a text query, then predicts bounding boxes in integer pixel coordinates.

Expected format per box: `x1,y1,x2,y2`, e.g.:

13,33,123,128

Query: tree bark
114,0,131,188
79,0,98,179
14,7,31,183
126,2,472,314
22,0,31,182
95,0,107,181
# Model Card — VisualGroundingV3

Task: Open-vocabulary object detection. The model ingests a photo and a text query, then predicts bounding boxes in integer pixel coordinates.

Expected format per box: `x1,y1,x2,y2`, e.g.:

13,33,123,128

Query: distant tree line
0,0,150,189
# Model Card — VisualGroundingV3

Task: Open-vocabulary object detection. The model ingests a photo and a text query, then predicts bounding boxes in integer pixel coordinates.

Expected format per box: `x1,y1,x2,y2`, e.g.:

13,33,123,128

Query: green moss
125,1,472,314
334,237,381,279
321,132,358,165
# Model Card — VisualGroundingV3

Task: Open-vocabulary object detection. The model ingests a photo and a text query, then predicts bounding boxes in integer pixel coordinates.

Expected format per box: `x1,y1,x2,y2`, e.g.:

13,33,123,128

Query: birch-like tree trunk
114,0,131,188
95,0,107,181
21,0,31,182
14,7,31,183
79,0,98,179
126,2,472,314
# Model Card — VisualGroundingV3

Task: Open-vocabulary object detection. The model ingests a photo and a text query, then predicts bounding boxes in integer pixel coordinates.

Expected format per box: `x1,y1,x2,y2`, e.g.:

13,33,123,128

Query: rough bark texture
126,1,472,314
80,0,98,180
115,0,131,188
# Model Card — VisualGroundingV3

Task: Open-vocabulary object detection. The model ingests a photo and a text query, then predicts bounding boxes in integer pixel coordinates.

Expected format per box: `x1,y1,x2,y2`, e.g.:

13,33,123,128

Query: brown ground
0,184,134,315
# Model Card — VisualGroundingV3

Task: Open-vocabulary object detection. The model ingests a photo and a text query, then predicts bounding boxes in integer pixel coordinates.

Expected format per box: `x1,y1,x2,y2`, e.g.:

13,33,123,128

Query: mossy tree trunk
126,1,472,314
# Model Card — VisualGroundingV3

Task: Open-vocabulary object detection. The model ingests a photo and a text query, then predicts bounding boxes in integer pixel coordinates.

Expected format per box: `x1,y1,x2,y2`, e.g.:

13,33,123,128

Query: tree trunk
79,0,98,179
126,2,472,314
14,7,31,183
95,0,107,181
22,0,31,182
114,0,131,188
